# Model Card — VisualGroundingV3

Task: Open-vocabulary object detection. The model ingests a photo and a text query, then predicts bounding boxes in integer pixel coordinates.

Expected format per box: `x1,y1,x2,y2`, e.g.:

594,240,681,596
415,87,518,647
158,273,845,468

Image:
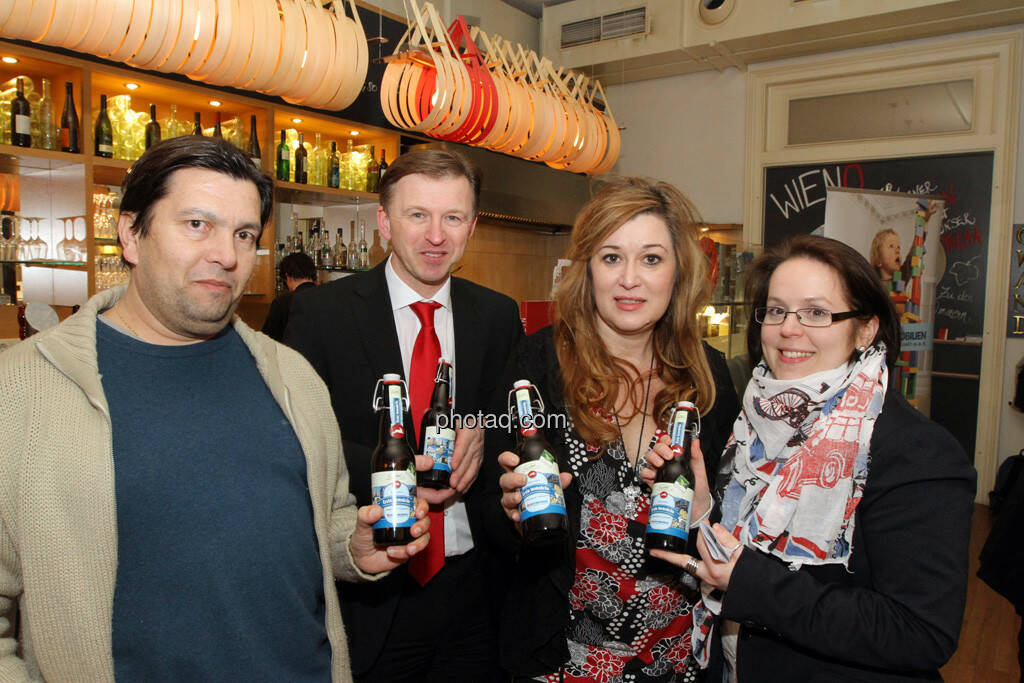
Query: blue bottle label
371,469,417,530
514,451,566,521
646,477,693,541
423,425,455,473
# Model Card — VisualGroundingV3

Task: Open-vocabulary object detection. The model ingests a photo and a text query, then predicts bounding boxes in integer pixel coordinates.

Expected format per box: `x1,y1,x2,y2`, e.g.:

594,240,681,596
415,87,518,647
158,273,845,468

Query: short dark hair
120,136,274,241
745,234,901,369
279,252,316,282
378,148,482,214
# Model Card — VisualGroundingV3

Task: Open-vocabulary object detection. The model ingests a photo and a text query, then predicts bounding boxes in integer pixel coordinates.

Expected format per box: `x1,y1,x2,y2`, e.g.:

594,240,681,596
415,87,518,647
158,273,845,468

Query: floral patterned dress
538,422,701,683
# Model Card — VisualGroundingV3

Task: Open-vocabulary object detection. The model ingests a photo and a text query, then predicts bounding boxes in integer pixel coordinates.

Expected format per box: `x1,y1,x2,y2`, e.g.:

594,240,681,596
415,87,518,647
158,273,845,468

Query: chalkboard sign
763,153,994,339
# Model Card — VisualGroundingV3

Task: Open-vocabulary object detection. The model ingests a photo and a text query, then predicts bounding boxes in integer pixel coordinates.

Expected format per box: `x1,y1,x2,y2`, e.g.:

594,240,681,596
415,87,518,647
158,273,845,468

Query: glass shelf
0,259,88,268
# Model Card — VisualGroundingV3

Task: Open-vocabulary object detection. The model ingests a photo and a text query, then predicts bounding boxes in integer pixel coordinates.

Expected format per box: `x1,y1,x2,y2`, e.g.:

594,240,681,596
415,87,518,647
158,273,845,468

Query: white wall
369,0,539,51
606,24,1024,474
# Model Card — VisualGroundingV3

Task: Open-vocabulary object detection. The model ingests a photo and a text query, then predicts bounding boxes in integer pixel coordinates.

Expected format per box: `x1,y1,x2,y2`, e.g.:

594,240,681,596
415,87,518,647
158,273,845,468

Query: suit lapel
451,278,485,414
351,264,405,383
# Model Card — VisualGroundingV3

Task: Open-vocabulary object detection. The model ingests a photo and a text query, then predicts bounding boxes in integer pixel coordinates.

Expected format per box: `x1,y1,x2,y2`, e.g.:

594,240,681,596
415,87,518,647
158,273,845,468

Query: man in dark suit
285,149,523,681
260,252,316,341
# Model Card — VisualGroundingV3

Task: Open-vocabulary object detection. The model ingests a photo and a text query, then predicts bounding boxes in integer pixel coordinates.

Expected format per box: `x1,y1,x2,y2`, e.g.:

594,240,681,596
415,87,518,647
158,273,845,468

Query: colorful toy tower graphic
888,199,931,405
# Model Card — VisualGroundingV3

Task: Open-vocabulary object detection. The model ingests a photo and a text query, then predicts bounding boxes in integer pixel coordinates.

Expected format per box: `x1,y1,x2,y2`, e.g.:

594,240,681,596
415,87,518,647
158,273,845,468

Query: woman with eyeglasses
646,235,975,681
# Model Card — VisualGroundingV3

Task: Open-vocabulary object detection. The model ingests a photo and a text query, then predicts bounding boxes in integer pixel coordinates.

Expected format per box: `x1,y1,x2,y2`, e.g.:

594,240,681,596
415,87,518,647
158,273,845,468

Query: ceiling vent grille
561,6,647,49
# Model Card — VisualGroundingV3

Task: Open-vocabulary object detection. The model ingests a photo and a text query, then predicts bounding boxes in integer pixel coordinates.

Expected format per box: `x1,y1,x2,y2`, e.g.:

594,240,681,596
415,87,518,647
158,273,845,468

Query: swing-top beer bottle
645,400,698,554
370,373,418,546
511,379,567,545
418,358,454,489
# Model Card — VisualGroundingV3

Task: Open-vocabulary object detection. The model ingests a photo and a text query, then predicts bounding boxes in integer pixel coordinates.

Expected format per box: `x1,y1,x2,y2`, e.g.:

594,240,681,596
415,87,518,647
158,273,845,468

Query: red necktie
407,300,445,586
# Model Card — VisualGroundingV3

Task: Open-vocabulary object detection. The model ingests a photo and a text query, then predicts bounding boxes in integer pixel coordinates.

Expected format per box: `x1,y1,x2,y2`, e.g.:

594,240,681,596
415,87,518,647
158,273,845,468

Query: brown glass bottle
418,358,454,489
371,374,418,546
511,379,567,545
644,401,698,554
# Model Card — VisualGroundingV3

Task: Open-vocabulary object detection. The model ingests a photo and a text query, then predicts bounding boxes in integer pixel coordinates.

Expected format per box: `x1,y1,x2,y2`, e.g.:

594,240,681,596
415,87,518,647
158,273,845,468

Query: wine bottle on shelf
333,227,347,269
247,115,261,166
38,78,56,151
371,374,418,546
192,112,203,136
295,229,305,254
275,130,290,181
366,146,380,193
347,220,359,270
342,138,354,190
311,132,326,186
59,81,80,153
294,132,308,184
309,224,321,267
328,141,340,188
358,219,369,269
322,228,334,268
94,94,113,158
213,111,223,138
11,78,31,147
145,104,161,150
162,104,183,139
378,149,388,183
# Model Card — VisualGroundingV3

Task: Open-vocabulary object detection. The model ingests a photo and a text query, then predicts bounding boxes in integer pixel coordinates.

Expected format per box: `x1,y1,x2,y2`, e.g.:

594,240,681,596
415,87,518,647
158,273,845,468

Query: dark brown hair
745,234,901,368
378,148,482,214
554,177,716,445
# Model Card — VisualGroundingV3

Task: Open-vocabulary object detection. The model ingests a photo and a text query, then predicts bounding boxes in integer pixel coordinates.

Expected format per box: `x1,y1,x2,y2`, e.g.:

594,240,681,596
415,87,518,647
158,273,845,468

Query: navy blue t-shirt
96,318,331,682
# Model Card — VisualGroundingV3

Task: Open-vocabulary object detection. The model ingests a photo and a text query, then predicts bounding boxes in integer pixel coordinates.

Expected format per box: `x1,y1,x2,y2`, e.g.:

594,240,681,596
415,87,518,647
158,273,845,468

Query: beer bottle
418,358,454,489
645,401,698,554
370,373,417,546
510,379,567,545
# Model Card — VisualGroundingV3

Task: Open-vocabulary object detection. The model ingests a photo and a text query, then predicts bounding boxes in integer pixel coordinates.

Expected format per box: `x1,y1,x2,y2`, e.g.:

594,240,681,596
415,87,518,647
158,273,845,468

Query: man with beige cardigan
0,136,430,682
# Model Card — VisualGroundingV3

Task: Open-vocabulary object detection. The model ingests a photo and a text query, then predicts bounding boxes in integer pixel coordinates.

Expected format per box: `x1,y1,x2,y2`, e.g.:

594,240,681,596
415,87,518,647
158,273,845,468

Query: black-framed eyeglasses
754,306,863,327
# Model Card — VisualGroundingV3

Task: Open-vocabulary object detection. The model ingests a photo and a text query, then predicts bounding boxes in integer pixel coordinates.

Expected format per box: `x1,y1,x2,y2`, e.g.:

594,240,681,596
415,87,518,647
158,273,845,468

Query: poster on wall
823,187,945,415
1008,224,1024,337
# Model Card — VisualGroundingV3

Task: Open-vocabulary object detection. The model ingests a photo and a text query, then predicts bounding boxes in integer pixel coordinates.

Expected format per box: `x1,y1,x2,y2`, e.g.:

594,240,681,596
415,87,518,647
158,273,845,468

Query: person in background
869,228,901,286
285,148,523,681
0,136,429,682
262,251,317,341
649,235,975,681
488,177,739,681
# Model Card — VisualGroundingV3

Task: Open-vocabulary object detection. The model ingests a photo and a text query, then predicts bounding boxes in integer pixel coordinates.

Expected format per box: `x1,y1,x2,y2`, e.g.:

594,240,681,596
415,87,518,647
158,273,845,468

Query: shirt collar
385,254,452,311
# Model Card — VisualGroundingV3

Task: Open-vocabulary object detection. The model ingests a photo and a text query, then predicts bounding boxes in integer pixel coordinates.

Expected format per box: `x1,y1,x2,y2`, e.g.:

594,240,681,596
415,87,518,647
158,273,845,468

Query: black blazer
261,280,315,342
283,262,523,674
711,389,976,682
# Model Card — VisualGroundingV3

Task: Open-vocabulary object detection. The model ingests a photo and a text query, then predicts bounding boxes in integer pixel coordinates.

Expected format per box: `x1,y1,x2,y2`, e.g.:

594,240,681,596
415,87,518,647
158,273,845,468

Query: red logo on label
390,424,405,438
528,471,537,478
660,491,668,498
521,427,537,437
393,481,402,488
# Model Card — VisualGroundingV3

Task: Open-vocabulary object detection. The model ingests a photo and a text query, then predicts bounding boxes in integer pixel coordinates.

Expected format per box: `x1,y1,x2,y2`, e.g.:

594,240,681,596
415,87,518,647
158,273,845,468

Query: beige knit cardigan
0,286,377,681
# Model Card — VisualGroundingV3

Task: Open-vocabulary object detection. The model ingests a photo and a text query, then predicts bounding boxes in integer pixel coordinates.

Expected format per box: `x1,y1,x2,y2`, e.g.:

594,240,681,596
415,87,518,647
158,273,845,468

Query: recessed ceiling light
124,82,140,90
209,100,221,107
349,130,359,136
1,57,18,64
291,117,302,124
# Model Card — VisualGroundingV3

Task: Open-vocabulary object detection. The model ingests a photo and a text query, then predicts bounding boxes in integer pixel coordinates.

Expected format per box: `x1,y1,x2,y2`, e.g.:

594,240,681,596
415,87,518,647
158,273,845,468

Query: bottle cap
513,379,532,390
383,372,402,382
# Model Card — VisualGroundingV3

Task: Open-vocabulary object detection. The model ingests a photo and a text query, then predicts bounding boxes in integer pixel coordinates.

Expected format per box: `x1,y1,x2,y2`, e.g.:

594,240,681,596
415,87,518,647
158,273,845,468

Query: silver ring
728,543,742,558
684,557,699,576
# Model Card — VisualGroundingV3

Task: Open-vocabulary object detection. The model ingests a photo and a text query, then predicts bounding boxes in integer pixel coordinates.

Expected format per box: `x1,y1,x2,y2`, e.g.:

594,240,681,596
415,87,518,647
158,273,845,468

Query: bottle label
14,114,30,135
514,451,566,521
97,143,113,154
515,387,537,436
387,382,405,439
646,478,693,540
423,425,455,473
281,149,290,160
371,469,417,530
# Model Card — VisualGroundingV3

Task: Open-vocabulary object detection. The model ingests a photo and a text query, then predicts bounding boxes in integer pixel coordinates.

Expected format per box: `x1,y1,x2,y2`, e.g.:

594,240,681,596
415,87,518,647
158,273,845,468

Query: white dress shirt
385,256,474,556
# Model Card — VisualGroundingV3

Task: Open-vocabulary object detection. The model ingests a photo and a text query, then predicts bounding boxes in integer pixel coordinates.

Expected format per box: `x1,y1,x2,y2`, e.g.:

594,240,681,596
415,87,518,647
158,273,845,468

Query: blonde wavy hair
553,177,716,446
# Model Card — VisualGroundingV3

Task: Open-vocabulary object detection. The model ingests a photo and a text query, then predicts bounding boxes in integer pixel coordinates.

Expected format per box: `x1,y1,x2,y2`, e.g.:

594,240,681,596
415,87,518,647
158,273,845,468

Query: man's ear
377,205,391,241
117,212,140,266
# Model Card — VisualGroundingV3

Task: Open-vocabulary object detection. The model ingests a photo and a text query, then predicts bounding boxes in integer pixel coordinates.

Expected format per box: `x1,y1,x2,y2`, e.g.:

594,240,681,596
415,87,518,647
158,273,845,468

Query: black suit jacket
261,280,315,342
284,262,523,674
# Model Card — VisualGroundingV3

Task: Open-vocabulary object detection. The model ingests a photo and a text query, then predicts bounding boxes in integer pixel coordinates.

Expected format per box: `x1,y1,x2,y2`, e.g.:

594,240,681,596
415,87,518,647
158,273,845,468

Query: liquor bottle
247,114,261,166
510,379,567,545
378,149,388,183
295,229,305,254
38,78,56,150
213,111,223,138
419,358,454,489
347,220,359,270
161,104,183,139
275,130,290,181
333,227,347,269
144,104,161,149
192,112,203,136
328,141,340,188
94,94,113,158
294,132,308,184
311,132,326,186
308,225,320,267
59,81,80,153
358,220,369,269
322,228,334,268
645,401,698,554
10,78,31,147
342,138,354,190
371,373,418,546
366,146,380,193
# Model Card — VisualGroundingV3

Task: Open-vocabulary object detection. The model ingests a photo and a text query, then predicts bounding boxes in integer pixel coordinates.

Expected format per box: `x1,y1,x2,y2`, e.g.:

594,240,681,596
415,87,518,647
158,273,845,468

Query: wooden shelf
0,144,84,171
274,180,379,206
